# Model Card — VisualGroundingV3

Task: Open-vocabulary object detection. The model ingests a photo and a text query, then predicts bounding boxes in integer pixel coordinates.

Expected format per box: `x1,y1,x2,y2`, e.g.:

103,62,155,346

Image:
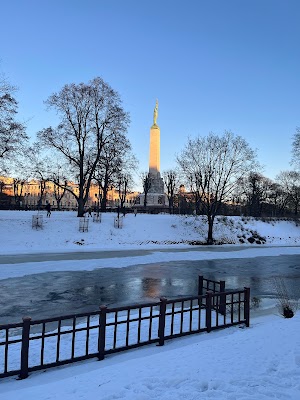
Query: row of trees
160,132,300,244
163,168,300,217
0,75,137,216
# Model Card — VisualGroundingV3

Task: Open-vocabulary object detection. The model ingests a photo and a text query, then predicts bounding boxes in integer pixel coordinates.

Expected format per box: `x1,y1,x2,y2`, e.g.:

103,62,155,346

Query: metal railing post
219,280,226,315
244,287,250,327
205,291,213,333
19,316,31,380
98,306,107,360
158,297,167,346
198,276,203,307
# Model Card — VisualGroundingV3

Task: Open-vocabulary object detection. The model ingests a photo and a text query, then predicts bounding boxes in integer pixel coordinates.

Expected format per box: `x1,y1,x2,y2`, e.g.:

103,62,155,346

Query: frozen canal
0,253,300,324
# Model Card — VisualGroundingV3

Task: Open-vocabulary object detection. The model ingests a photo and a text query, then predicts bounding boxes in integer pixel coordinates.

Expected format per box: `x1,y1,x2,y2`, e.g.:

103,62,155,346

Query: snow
1,210,300,255
0,210,300,399
1,315,300,399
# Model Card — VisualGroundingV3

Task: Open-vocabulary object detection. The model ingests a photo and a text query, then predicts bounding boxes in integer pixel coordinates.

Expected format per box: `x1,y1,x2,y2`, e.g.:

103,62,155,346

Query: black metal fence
79,217,89,232
198,276,227,315
31,214,43,230
0,277,250,380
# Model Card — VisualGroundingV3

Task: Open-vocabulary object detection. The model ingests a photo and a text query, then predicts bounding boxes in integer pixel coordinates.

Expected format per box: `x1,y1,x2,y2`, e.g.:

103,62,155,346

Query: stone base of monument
135,193,168,209
148,174,165,194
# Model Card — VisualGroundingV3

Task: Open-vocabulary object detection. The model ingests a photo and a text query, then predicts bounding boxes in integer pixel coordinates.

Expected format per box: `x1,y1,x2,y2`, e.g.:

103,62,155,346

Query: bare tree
268,182,288,217
177,131,256,244
27,145,52,209
9,154,31,209
0,179,5,194
93,143,120,212
163,169,179,213
13,177,26,208
52,167,68,210
93,133,132,211
29,144,70,210
276,170,300,215
239,172,273,217
0,75,27,173
116,173,130,214
38,77,129,217
115,153,138,214
291,127,300,169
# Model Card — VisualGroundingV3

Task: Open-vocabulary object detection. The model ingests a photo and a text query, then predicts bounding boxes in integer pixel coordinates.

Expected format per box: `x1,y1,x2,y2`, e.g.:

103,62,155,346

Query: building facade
0,177,140,210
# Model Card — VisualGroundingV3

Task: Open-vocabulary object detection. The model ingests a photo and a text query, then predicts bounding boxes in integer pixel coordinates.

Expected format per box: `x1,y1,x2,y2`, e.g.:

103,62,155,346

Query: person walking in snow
46,203,51,217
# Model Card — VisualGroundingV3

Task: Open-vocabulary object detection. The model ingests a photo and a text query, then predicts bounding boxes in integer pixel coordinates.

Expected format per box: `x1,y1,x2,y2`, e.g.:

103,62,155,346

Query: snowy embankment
0,210,299,255
1,314,300,400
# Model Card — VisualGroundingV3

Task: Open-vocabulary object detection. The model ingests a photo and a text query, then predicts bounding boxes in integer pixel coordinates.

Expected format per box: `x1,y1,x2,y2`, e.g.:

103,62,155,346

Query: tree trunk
168,197,173,214
101,188,108,211
77,197,85,217
207,217,214,245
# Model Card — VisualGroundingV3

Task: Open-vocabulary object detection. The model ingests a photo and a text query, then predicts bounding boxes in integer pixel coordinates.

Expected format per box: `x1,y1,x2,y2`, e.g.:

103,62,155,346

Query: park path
0,245,260,264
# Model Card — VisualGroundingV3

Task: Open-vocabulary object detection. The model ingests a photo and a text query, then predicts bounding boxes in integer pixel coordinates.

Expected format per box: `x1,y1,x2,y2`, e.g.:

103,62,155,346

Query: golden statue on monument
153,99,158,126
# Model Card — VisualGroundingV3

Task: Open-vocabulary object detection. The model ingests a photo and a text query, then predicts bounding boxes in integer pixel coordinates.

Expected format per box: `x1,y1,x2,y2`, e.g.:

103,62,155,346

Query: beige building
0,177,139,210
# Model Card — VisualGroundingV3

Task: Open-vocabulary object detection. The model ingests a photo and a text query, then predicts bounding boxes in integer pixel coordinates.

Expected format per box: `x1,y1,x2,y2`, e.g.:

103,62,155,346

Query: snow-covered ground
1,210,300,280
0,210,300,399
1,210,300,255
1,314,300,400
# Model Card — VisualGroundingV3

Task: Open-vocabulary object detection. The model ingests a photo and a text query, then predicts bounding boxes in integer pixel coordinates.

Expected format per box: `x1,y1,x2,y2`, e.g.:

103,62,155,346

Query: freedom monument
136,100,166,208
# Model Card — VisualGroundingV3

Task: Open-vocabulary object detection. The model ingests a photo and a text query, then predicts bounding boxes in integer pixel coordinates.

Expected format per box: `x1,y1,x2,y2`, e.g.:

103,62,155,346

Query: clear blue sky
1,0,300,188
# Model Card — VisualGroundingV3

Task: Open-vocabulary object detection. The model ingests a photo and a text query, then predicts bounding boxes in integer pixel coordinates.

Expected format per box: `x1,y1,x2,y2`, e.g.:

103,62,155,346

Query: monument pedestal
149,172,164,194
135,192,167,208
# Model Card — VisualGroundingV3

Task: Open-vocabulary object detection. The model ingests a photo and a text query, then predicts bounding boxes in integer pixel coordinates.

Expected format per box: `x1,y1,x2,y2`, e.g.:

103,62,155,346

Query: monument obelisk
148,100,164,195
135,100,166,208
